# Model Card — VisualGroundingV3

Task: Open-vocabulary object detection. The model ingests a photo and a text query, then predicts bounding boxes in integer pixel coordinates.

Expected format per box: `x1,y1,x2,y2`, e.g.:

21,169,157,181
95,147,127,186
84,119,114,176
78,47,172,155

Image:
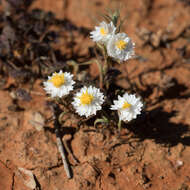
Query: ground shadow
158,78,189,100
0,6,93,81
126,107,190,147
44,125,76,137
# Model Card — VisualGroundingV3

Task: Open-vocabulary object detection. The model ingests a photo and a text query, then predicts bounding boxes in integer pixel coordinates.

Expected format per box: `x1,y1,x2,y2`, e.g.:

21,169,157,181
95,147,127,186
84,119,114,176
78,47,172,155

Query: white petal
110,92,143,122
43,70,75,98
72,86,104,118
90,21,116,44
107,33,135,62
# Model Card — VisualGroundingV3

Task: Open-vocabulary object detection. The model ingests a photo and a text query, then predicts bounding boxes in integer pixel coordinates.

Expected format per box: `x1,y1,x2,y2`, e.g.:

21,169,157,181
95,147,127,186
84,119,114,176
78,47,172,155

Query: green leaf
66,60,93,77
94,116,109,127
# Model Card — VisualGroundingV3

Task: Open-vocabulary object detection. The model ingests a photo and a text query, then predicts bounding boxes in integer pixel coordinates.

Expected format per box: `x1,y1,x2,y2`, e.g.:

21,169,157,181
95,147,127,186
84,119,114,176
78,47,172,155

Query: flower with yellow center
90,21,116,44
111,93,143,122
100,27,107,36
72,86,104,118
49,73,65,88
122,101,131,109
43,70,75,98
115,40,127,50
79,90,94,105
107,33,135,62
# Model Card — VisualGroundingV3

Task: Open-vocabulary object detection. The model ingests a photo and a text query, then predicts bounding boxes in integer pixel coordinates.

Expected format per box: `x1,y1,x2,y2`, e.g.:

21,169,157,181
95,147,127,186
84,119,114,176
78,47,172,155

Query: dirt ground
0,0,190,189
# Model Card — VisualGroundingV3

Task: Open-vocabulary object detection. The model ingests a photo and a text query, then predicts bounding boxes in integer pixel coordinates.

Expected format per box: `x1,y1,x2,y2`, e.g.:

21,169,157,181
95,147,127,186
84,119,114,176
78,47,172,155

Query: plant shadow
44,125,77,137
126,107,190,147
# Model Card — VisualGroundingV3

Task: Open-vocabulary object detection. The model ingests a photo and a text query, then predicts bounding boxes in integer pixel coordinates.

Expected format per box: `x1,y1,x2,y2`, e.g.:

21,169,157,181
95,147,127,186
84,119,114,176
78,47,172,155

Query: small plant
43,10,144,178
43,10,143,129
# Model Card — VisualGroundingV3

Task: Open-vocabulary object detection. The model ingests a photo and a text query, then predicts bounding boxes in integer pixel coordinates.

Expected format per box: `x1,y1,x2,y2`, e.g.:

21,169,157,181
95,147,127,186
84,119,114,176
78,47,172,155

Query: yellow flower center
100,27,107,36
49,73,65,88
79,90,94,105
122,101,131,109
115,40,127,50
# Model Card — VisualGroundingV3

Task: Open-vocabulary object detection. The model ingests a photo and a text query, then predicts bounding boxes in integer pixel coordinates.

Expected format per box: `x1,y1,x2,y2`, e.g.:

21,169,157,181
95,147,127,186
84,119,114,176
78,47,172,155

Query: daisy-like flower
43,70,75,98
90,21,116,44
72,86,104,118
111,93,143,122
107,33,135,62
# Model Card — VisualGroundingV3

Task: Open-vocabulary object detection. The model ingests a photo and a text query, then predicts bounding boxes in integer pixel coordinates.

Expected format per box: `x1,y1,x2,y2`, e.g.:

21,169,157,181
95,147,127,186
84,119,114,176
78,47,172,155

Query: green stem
124,64,134,91
102,46,109,75
94,43,110,89
95,60,103,89
118,119,122,131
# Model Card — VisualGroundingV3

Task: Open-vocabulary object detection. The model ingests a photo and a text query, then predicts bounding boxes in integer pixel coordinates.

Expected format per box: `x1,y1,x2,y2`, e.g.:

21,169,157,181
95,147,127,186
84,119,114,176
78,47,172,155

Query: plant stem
95,60,103,89
94,44,110,89
93,45,104,89
118,119,122,131
102,46,109,75
124,64,134,91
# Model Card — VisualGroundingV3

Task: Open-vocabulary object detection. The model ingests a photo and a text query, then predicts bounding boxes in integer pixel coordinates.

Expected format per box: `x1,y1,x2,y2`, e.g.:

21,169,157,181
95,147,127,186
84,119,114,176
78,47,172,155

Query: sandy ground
0,0,190,189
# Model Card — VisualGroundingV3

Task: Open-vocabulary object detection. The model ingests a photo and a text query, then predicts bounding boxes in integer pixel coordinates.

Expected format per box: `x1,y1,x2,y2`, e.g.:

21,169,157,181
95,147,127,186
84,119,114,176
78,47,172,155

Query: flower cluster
43,70,143,122
43,17,144,128
90,21,135,62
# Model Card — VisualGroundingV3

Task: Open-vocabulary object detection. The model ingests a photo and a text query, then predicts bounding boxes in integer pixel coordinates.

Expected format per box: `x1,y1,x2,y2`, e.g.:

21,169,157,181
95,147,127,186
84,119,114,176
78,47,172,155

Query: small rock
29,112,45,131
176,160,183,169
137,27,151,43
150,30,163,48
9,91,17,99
18,167,36,189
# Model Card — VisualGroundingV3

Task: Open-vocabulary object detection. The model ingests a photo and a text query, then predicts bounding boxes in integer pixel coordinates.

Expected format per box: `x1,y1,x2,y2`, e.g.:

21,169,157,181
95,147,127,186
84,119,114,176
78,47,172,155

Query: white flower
43,70,75,98
111,93,143,122
107,33,135,62
72,86,104,118
90,21,116,44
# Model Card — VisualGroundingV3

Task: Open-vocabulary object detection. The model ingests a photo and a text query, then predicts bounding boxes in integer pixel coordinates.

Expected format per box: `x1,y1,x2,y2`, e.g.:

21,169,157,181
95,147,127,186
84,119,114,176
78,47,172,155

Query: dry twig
51,103,72,179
